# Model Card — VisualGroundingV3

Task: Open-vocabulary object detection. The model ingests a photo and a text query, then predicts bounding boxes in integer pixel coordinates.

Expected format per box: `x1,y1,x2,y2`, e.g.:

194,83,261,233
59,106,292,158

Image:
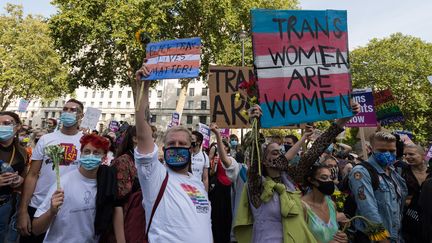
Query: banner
251,9,353,128
209,66,253,128
346,88,377,127
144,37,201,80
198,123,211,149
109,120,120,132
81,107,102,130
18,99,30,112
373,89,404,126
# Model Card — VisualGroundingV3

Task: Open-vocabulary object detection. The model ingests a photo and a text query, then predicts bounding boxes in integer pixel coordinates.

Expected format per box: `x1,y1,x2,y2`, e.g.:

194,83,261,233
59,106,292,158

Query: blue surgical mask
230,140,238,147
164,147,191,170
0,125,15,142
374,151,396,167
60,112,77,127
79,155,102,170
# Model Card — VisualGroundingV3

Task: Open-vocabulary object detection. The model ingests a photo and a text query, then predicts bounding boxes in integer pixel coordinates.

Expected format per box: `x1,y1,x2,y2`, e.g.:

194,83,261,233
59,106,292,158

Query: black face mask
284,144,292,153
34,138,40,144
315,180,335,195
191,142,197,148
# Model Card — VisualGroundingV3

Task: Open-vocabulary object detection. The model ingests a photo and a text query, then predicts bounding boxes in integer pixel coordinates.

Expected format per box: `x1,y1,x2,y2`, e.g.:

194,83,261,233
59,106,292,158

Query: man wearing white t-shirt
18,99,84,243
134,63,239,242
191,131,210,191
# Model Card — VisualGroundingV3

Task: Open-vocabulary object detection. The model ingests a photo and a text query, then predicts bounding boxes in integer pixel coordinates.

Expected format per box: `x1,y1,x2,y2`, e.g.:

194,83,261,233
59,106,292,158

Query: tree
350,33,432,143
48,0,299,102
0,4,69,111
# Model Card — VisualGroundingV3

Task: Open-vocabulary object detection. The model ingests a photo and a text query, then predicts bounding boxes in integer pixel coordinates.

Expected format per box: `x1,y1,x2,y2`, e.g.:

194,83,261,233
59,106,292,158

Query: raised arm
135,61,153,154
210,123,232,168
284,127,313,161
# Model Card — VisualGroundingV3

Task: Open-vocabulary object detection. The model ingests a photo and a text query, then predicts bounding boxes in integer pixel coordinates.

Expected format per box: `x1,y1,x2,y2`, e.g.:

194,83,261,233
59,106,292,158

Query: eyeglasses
62,107,79,112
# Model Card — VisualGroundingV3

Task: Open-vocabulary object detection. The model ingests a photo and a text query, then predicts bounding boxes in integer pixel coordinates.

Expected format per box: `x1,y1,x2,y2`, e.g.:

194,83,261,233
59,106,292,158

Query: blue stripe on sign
251,9,347,34
143,67,200,80
259,94,353,128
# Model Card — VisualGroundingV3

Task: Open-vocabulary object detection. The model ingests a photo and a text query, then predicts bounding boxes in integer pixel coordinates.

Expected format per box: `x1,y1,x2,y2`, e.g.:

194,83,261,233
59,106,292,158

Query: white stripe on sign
255,52,348,68
146,54,201,64
256,64,349,79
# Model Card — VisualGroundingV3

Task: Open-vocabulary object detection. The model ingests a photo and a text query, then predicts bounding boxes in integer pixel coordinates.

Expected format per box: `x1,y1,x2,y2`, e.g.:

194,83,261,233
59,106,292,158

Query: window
151,115,157,123
199,116,207,124
111,113,115,118
102,113,106,119
55,101,58,107
109,91,113,98
187,100,194,109
120,114,125,119
157,90,162,98
126,102,131,108
202,88,208,96
91,102,94,106
30,111,34,118
100,91,104,98
127,91,132,98
92,91,96,98
84,92,88,98
99,102,103,108
201,100,207,110
51,112,55,117
130,114,135,119
117,102,121,108
186,115,193,124
156,102,161,108
45,112,49,118
118,91,122,98
177,88,181,96
189,88,194,96
108,102,112,108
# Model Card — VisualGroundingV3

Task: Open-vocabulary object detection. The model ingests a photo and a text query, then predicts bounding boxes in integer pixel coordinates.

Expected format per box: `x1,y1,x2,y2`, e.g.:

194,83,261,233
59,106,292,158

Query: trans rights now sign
251,9,353,128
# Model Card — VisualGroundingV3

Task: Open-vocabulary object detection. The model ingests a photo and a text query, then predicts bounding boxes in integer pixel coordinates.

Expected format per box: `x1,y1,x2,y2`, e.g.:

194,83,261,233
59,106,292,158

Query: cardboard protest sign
251,9,353,128
209,66,253,128
144,37,201,80
373,89,404,126
18,99,30,112
81,107,102,130
198,123,211,149
346,88,377,127
109,120,120,132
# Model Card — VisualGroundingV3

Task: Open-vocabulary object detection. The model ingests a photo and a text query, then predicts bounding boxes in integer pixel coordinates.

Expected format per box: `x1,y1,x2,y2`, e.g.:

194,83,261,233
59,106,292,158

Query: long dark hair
115,126,136,158
303,163,331,187
0,111,27,165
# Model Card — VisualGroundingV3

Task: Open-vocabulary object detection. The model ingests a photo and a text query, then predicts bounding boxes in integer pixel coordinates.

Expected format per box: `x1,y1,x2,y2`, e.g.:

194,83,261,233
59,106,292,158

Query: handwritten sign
346,88,377,127
373,89,404,126
209,66,253,128
251,9,353,128
219,128,230,139
143,37,201,80
18,99,30,112
81,107,102,130
198,123,211,149
109,120,120,132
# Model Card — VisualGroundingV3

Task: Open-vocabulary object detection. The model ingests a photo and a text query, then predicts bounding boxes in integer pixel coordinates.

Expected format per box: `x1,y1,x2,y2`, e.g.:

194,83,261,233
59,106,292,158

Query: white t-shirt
191,150,210,180
135,144,213,243
30,130,83,208
34,169,98,243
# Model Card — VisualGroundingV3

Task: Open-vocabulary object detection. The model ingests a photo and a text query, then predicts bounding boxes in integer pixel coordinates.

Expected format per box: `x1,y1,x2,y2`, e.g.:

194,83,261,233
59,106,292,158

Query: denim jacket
348,156,408,241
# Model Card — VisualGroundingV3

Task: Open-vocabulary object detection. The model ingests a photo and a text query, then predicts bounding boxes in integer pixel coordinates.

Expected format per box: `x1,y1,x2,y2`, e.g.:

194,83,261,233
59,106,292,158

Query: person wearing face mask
209,123,240,243
18,99,85,243
400,144,429,243
302,164,348,243
134,62,212,243
0,112,27,242
191,131,210,191
32,134,113,242
45,119,57,134
348,132,408,243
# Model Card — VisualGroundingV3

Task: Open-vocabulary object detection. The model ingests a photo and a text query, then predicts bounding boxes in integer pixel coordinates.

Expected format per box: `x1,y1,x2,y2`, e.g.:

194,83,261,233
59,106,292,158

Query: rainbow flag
144,37,201,80
251,9,353,128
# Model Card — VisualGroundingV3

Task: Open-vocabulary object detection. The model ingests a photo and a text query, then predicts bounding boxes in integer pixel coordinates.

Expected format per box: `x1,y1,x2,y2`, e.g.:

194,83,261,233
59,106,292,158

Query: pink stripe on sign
258,73,351,103
147,46,201,58
252,32,348,56
147,60,201,70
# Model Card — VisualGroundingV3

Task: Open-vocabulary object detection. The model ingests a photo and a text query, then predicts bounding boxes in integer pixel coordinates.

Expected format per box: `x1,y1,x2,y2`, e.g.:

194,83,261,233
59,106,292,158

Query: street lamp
239,25,248,67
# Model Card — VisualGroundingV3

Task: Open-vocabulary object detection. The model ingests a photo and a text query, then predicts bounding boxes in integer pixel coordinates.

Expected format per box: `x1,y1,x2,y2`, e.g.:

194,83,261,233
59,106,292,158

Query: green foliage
261,128,300,139
48,0,299,98
0,4,69,110
350,33,432,143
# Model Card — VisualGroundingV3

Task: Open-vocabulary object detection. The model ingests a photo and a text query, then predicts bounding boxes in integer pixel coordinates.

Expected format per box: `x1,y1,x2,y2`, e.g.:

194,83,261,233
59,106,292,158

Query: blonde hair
370,132,396,145
163,126,192,146
404,144,425,156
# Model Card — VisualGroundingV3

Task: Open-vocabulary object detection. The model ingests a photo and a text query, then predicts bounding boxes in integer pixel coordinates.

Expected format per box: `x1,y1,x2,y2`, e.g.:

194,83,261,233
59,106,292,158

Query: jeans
0,198,13,243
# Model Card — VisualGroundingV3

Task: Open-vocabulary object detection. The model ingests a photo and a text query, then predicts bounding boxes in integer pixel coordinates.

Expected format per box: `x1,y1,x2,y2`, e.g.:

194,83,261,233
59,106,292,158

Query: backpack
342,162,380,218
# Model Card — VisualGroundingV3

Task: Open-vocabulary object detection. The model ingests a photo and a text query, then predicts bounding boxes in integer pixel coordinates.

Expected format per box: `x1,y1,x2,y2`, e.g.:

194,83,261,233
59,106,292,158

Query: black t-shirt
0,144,26,196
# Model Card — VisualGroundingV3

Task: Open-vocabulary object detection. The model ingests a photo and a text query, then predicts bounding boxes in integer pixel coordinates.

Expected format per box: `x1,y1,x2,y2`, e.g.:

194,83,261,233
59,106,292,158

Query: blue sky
1,0,431,49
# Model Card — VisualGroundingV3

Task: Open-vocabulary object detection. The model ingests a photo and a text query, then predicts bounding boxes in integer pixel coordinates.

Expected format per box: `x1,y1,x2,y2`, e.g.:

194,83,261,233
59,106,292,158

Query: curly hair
80,134,110,153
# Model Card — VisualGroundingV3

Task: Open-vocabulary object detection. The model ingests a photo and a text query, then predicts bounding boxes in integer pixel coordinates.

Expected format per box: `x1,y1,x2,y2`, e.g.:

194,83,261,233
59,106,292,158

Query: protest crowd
1,7,432,243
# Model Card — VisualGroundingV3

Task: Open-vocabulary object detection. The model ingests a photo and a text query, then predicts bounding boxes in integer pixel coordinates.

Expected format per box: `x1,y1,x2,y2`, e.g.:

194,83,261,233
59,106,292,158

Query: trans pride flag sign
144,37,201,80
251,9,353,128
